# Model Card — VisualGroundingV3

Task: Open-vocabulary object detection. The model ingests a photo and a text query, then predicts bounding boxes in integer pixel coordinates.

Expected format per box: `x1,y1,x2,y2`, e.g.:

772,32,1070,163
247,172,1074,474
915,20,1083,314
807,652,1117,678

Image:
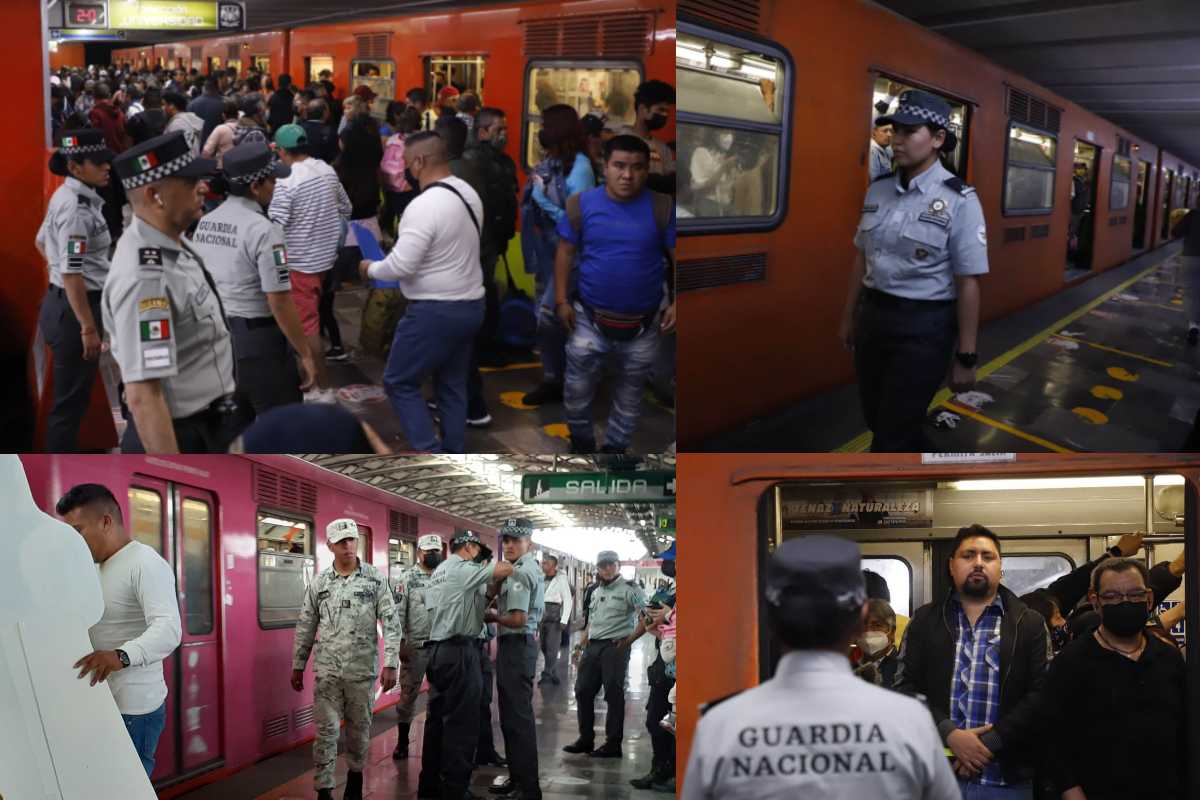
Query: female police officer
837,90,989,452
36,129,115,451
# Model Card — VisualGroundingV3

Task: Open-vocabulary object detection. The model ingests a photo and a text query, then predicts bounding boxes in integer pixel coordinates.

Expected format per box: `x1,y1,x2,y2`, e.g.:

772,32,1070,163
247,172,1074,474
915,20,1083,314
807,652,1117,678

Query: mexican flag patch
140,319,171,341
67,237,87,256
272,245,288,267
136,153,159,173
61,136,78,148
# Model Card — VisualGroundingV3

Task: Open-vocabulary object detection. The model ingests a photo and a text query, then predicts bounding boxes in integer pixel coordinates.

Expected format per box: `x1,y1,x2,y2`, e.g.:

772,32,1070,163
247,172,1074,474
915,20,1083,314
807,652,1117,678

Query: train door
126,477,224,787
1067,140,1099,276
1145,539,1186,646
1133,159,1150,249
1161,169,1176,240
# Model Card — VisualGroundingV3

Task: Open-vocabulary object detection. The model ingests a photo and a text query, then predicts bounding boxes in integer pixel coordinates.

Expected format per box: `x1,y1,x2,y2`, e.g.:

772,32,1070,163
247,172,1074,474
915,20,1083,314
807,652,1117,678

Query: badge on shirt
272,244,288,267
915,248,930,259
140,319,171,341
929,198,947,215
342,599,351,609
142,345,171,369
139,247,163,266
138,296,170,313
862,203,879,213
277,268,291,283
67,236,87,256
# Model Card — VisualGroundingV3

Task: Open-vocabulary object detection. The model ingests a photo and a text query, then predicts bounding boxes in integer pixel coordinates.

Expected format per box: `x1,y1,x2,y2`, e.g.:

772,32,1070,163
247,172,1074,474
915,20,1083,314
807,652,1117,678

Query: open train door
1133,159,1150,250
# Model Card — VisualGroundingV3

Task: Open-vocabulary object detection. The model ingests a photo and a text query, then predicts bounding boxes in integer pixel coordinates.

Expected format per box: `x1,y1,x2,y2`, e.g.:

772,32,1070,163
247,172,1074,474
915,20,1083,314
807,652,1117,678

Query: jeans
956,780,1033,800
564,303,660,451
122,701,167,777
535,275,566,384
382,298,484,452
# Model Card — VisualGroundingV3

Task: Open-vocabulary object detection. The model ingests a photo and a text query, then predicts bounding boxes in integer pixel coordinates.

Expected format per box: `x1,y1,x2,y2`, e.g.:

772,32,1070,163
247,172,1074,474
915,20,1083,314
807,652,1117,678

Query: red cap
437,85,460,104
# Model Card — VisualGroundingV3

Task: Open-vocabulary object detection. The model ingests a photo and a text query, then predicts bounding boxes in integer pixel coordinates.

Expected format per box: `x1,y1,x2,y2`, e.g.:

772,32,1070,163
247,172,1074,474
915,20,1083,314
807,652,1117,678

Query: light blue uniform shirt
854,159,989,302
424,553,494,640
498,553,545,636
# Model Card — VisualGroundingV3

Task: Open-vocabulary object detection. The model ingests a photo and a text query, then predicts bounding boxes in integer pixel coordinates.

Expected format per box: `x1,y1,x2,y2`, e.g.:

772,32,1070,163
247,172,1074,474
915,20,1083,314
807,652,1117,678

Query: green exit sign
521,471,676,505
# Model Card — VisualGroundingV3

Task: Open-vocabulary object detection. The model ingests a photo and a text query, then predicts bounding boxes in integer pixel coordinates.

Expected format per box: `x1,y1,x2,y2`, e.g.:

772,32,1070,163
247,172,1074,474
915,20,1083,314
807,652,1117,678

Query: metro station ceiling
295,453,676,556
876,0,1200,167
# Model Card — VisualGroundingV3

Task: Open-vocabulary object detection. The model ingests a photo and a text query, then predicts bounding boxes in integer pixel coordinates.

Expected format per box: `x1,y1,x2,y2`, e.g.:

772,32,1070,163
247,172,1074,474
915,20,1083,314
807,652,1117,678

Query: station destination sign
58,1,245,32
521,471,676,505
778,483,934,531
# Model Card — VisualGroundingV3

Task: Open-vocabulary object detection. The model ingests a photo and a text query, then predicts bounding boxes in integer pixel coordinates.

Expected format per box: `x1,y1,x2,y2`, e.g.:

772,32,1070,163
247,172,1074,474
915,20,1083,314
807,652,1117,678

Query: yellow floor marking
1049,334,1173,367
1091,385,1123,400
499,391,537,410
480,361,542,373
1107,366,1139,382
1072,407,1109,425
940,401,1073,453
542,423,570,440
835,258,1164,452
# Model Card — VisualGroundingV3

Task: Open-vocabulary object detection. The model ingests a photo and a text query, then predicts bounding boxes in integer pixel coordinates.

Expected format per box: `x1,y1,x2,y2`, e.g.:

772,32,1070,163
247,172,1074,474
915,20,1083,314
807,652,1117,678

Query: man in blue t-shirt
553,134,676,453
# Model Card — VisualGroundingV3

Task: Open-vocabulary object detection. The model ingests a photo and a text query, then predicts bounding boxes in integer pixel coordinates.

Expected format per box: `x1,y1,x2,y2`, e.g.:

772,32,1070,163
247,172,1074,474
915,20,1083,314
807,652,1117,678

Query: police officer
486,519,545,799
103,131,245,453
419,531,513,800
837,89,989,452
390,533,444,760
37,129,114,451
563,550,646,758
476,609,506,768
680,536,960,800
291,519,401,800
188,140,317,413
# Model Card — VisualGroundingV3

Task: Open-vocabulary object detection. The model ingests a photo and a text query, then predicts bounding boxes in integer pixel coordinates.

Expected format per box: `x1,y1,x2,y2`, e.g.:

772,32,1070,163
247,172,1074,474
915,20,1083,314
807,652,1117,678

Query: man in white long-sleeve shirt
539,555,573,685
359,131,486,453
59,483,182,778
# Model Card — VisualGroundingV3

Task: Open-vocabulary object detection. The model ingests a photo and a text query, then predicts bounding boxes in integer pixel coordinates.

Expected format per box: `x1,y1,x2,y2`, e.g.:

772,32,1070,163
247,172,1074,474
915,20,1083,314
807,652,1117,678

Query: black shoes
522,382,563,406
475,751,508,767
343,770,363,800
561,738,594,754
326,345,349,362
392,722,410,759
317,790,334,800
488,777,515,795
631,764,676,790
589,742,622,758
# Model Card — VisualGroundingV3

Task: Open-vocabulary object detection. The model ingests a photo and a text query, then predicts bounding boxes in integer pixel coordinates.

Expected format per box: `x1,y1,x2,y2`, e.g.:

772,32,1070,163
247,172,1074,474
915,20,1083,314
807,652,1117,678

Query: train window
869,77,969,178
1003,122,1058,215
257,512,315,628
181,499,213,635
523,60,643,169
128,487,163,555
209,57,221,75
1000,554,1074,596
388,537,415,583
306,56,334,85
253,55,270,74
860,557,912,617
426,55,486,103
676,24,790,232
1110,154,1132,211
227,58,242,74
355,524,372,564
351,59,395,119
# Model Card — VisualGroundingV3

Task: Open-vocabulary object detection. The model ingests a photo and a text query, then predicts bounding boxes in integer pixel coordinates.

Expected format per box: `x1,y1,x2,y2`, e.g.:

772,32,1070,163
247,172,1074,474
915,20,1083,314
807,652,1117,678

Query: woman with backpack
519,104,595,406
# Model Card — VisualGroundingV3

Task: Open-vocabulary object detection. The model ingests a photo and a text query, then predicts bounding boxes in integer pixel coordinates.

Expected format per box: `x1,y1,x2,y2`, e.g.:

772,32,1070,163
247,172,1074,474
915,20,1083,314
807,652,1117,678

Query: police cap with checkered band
222,140,290,185
765,535,865,616
875,89,958,150
113,130,217,191
49,128,114,176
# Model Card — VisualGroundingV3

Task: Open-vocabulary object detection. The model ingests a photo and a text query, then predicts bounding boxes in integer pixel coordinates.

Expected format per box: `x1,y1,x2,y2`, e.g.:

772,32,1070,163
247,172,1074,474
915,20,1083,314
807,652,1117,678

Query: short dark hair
863,569,890,602
163,91,189,111
278,73,292,89
404,130,442,150
457,92,480,113
56,483,123,524
603,134,650,163
406,87,428,105
1019,589,1060,625
767,597,861,650
950,523,1001,557
397,107,421,135
434,115,468,158
94,82,112,100
865,599,896,631
1091,557,1150,594
634,79,675,109
385,99,407,126
476,106,504,132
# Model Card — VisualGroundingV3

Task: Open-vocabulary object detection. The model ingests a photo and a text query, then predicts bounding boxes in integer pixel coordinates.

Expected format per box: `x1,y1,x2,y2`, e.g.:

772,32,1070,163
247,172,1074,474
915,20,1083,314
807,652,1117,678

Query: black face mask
661,560,675,578
646,113,668,131
422,552,441,569
1099,601,1149,637
404,167,419,189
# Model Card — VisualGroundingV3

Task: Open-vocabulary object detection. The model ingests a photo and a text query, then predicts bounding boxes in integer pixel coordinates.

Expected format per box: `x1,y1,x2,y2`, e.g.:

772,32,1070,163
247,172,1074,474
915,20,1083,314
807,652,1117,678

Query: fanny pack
583,303,657,342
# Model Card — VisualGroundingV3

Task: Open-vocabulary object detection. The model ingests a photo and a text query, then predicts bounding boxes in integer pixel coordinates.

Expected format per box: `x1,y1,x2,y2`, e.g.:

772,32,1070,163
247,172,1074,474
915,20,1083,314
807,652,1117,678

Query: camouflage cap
326,518,359,543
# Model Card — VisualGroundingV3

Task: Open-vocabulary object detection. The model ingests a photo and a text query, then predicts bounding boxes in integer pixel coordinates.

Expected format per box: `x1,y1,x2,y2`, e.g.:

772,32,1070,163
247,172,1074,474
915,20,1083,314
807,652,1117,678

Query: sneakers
326,346,349,362
487,777,514,795
561,738,594,754
589,742,622,758
521,382,563,406
467,413,493,428
304,388,338,404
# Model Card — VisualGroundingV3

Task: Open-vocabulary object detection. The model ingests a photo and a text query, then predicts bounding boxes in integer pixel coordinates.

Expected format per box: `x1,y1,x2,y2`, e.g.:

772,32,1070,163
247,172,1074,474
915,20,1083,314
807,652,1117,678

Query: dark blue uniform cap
222,140,290,184
452,530,483,548
765,536,865,612
49,128,114,176
875,89,952,129
499,518,534,538
113,131,217,191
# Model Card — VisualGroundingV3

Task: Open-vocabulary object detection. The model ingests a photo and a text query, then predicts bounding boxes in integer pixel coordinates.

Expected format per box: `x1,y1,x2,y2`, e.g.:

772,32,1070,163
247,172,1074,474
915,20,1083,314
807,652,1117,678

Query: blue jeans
122,701,167,777
383,298,484,453
564,302,660,451
956,780,1033,800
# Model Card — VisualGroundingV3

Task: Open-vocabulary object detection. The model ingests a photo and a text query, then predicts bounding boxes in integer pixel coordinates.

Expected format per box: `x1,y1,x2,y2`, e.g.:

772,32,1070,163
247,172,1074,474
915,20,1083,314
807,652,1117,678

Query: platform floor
175,634,668,800
701,241,1200,452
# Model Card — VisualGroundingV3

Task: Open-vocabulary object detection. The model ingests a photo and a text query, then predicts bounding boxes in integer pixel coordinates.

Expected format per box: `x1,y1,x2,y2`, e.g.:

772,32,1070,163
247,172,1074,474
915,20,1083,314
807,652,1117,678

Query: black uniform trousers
419,639,482,800
574,639,632,746
38,286,103,452
853,288,957,452
646,656,676,771
227,316,302,413
497,634,540,796
476,638,500,760
120,395,251,453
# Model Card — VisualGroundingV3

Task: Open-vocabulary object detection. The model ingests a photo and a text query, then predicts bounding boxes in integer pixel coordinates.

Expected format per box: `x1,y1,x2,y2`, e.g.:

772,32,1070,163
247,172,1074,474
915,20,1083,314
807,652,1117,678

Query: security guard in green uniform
837,90,990,452
189,140,317,412
419,531,513,800
563,550,646,758
487,519,545,799
390,533,443,760
103,131,246,453
37,129,114,451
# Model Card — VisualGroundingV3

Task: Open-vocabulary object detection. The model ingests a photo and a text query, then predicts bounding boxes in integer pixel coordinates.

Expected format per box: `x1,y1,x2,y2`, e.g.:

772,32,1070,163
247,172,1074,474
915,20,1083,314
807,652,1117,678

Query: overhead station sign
57,1,245,31
521,471,676,505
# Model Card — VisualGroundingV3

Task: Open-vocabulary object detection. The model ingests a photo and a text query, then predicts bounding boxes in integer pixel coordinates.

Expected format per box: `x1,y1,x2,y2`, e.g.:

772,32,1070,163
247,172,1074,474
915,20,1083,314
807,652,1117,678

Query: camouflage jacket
391,563,436,646
292,560,402,680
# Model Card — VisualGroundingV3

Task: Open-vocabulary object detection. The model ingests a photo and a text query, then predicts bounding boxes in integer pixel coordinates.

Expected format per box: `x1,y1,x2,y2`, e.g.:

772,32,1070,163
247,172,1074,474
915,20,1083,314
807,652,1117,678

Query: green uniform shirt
424,553,495,640
586,577,647,641
499,553,544,636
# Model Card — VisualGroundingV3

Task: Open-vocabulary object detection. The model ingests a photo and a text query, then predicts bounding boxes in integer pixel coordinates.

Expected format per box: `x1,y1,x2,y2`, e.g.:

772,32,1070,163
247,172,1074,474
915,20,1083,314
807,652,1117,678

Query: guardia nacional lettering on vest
729,722,897,779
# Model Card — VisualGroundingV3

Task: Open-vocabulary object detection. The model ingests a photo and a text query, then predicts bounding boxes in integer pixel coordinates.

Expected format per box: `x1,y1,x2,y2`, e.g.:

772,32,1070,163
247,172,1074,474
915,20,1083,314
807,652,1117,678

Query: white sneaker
466,414,492,428
304,388,339,404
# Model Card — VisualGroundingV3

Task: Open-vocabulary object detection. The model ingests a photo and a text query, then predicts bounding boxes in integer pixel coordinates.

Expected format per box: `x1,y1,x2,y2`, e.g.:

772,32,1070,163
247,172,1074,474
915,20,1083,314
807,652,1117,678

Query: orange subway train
677,452,1200,795
676,0,1200,448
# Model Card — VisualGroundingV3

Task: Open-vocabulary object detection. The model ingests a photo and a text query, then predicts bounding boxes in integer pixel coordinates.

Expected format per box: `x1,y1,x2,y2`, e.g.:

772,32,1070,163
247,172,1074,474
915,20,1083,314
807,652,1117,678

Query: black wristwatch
115,649,130,668
954,351,978,368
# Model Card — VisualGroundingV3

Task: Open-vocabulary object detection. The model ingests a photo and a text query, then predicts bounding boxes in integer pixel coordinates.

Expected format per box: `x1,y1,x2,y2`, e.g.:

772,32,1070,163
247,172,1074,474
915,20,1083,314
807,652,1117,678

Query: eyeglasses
1096,590,1151,604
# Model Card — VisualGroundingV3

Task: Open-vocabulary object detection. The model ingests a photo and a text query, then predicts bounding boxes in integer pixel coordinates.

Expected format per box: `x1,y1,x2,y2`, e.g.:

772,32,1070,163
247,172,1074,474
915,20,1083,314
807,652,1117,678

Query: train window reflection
182,499,213,636
389,537,415,583
1005,122,1057,215
128,487,163,555
678,123,778,219
860,557,912,617
1000,554,1073,596
524,62,642,168
1110,154,1132,211
355,524,372,564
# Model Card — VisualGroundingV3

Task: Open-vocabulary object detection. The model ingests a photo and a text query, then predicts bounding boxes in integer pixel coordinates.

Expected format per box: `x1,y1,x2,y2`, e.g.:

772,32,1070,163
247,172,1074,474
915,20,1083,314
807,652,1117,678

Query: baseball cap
274,123,308,150
418,534,443,551
326,518,359,543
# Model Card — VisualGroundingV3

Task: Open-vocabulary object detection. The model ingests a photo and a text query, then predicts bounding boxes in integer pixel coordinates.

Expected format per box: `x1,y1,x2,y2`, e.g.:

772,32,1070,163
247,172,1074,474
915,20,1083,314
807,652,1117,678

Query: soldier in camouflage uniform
291,518,402,800
390,533,444,760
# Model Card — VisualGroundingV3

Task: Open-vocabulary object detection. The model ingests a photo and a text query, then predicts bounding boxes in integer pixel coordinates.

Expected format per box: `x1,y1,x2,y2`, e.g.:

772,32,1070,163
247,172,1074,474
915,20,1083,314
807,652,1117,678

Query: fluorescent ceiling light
945,475,1184,491
261,516,306,527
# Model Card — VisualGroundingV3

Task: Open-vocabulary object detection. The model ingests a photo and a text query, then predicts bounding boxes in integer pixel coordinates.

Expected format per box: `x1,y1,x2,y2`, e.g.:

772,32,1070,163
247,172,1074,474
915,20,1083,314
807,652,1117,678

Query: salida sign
521,471,676,505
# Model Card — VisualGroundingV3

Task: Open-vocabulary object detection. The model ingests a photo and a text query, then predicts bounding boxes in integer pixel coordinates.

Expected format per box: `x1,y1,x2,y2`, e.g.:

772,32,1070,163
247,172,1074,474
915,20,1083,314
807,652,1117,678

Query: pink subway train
18,455,593,797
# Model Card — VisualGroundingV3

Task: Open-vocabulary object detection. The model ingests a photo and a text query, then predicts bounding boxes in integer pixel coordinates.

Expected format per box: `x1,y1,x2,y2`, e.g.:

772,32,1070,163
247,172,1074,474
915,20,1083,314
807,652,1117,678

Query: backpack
496,254,537,350
381,134,410,193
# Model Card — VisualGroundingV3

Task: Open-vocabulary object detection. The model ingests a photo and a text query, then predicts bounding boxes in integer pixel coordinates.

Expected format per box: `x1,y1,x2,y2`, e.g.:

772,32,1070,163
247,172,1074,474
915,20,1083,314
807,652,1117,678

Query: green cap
274,123,308,150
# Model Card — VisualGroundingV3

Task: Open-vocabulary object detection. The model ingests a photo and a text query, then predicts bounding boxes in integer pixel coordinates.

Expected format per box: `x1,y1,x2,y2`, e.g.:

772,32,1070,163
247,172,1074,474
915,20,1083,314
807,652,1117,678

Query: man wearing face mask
853,599,900,687
1038,558,1185,800
688,129,738,217
390,534,445,760
616,79,675,195
892,524,1049,798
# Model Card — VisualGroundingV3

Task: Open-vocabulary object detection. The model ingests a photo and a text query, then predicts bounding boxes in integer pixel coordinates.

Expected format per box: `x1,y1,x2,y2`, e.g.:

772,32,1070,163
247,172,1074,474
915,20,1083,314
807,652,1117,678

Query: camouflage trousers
313,677,374,789
395,646,432,724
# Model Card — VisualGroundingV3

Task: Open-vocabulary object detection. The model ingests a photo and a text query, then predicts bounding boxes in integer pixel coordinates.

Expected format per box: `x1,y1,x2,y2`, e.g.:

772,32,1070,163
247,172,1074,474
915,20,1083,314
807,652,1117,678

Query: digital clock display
67,2,107,28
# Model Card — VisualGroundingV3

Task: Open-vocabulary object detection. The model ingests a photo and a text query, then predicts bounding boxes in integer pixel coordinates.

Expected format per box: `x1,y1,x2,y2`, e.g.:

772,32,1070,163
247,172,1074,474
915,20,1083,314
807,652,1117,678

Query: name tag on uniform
342,599,351,608
862,203,879,213
139,248,163,266
918,212,950,228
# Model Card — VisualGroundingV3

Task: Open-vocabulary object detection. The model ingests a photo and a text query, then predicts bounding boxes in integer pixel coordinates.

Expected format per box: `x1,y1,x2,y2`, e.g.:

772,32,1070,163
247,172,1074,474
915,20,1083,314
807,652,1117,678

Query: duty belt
228,315,278,330
48,284,102,300
862,287,953,309
424,635,475,647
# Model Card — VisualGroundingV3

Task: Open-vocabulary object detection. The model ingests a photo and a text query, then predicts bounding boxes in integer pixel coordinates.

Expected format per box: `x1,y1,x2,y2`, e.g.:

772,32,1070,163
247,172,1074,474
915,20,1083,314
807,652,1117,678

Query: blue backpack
497,254,537,349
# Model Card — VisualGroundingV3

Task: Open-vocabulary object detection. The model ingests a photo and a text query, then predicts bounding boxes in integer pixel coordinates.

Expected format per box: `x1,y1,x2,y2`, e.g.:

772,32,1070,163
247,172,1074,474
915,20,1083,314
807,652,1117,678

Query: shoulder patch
77,194,90,207
138,296,170,313
871,170,894,184
139,247,164,266
943,176,975,196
